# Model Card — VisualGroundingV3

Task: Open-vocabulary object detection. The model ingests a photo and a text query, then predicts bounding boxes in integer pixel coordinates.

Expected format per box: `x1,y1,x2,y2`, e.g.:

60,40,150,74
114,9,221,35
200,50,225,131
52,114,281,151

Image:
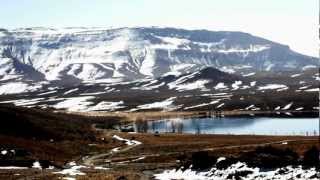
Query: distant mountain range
0,27,318,112
0,27,317,83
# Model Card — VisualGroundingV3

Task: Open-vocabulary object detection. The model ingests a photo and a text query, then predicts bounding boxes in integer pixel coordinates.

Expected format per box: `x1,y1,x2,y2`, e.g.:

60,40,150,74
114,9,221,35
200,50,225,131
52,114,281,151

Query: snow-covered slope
0,27,317,83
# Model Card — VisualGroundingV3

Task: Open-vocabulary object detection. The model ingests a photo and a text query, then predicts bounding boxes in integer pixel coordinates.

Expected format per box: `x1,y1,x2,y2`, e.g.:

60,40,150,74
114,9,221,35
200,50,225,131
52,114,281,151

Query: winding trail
112,139,318,163
82,131,317,167
82,135,142,166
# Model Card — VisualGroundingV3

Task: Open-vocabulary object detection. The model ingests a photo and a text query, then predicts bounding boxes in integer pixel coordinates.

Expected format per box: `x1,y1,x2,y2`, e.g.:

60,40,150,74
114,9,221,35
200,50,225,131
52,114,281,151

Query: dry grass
78,170,145,180
69,111,204,122
109,133,319,161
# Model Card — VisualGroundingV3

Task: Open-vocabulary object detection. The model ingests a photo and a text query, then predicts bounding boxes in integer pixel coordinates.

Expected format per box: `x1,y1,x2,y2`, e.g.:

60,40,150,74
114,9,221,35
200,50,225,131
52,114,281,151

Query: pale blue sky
0,0,318,56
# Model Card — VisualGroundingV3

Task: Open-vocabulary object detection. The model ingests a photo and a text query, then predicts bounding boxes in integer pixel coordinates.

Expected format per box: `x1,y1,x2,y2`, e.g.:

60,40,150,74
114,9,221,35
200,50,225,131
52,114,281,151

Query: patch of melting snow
184,100,220,110
0,98,45,106
276,87,289,92
258,84,288,90
139,82,166,90
63,88,79,95
216,103,225,108
216,157,226,163
54,162,86,176
47,166,55,170
245,105,256,110
241,85,250,90
112,135,142,146
169,71,199,85
154,161,319,180
220,66,235,74
302,65,317,71
169,80,210,91
105,87,116,92
291,74,301,78
282,102,293,110
111,147,121,152
80,92,106,96
0,82,42,95
53,96,95,111
38,90,57,96
243,72,255,77
285,112,293,116
231,81,242,90
1,150,7,155
214,83,228,90
87,101,125,111
94,166,109,170
137,97,177,110
305,88,319,92
250,81,256,87
295,107,304,111
0,166,28,169
62,177,76,180
299,85,311,90
32,161,42,169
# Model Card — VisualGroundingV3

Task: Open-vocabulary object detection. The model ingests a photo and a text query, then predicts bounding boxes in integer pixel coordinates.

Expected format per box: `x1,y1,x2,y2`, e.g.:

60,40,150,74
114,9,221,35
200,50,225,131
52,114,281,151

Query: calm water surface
134,117,319,136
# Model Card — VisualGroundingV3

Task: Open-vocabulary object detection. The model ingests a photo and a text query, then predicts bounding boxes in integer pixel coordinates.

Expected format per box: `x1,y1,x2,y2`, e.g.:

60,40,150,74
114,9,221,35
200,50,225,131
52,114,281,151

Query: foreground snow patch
32,161,42,169
154,162,319,180
0,166,28,169
54,162,86,176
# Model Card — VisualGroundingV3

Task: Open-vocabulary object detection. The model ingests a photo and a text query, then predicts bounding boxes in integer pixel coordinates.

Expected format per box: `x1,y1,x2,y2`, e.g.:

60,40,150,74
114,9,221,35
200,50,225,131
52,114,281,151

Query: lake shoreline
70,110,318,122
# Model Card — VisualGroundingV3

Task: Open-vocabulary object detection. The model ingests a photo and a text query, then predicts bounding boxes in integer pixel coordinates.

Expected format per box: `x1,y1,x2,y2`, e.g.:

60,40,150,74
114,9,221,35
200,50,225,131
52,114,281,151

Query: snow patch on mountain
169,80,210,91
0,82,42,95
53,96,95,111
258,84,288,90
137,97,177,110
0,27,316,84
87,101,125,111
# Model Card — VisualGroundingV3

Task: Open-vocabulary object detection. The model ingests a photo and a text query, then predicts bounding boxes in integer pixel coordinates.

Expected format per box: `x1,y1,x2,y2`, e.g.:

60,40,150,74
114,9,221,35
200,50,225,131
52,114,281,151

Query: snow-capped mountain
0,27,318,113
0,27,317,83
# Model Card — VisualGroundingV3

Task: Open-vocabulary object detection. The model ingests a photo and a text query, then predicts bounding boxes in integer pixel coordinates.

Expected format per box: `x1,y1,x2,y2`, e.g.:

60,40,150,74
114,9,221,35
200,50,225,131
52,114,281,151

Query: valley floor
0,107,319,179
1,132,319,179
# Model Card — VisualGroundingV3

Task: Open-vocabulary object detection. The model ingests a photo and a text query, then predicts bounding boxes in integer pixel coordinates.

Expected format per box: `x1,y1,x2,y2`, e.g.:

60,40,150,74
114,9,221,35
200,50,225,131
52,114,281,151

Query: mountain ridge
0,27,317,84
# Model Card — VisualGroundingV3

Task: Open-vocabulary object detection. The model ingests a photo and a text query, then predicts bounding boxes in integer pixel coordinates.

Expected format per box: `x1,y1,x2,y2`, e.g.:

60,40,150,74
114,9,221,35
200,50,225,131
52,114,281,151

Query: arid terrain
0,105,318,179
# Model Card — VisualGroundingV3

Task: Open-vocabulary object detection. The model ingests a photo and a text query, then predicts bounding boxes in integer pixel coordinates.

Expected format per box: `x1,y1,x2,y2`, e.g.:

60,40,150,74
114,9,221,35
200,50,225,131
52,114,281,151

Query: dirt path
82,134,142,166
82,131,317,167
111,139,318,164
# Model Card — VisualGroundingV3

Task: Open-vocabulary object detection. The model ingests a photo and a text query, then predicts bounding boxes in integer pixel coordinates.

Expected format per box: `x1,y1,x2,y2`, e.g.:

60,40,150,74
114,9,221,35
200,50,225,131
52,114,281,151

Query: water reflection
133,117,319,136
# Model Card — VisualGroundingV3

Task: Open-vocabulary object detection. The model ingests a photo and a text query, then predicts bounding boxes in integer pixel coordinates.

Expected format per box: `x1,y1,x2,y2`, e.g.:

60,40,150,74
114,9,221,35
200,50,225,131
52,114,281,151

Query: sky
0,0,318,56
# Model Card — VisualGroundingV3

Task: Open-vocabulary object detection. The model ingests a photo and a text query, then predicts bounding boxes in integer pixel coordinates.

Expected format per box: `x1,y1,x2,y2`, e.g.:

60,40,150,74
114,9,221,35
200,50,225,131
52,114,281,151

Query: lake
133,117,319,136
